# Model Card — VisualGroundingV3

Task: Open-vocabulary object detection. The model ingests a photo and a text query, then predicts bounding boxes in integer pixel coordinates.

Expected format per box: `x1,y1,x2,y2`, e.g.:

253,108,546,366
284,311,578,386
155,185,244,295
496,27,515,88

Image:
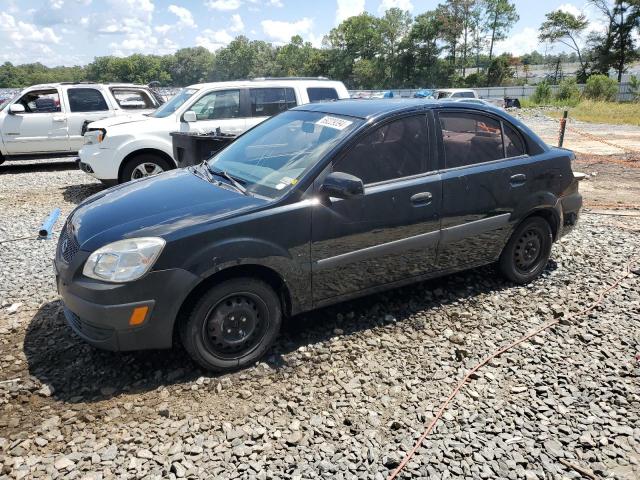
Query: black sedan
55,99,582,371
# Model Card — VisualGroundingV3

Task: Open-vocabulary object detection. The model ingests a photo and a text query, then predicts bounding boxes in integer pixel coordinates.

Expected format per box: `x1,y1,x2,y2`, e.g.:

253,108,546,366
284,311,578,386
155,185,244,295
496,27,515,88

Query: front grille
58,221,79,263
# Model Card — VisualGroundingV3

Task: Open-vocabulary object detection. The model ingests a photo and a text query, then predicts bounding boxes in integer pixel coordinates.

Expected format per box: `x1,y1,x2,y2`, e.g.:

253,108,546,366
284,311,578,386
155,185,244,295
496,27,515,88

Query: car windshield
207,110,362,199
149,88,197,118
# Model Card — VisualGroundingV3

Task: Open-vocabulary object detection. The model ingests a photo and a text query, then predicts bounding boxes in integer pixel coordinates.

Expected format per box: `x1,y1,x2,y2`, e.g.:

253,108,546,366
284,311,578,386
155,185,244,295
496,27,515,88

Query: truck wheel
499,216,552,285
121,154,171,183
180,278,282,372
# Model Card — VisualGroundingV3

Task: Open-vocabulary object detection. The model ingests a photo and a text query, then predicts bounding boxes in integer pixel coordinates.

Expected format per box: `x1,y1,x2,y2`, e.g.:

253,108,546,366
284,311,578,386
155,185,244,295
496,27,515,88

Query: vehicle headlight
83,237,165,282
84,128,106,145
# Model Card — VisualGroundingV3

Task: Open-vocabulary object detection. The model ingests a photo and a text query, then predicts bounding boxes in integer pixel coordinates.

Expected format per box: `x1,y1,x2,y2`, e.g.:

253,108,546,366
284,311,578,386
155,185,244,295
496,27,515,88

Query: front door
311,114,442,302
183,89,247,137
2,88,69,154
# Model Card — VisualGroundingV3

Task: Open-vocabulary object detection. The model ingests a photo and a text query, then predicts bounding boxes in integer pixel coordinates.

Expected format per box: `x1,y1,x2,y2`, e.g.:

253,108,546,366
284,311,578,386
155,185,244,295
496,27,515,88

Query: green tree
404,11,447,87
583,73,619,100
379,8,413,86
486,55,512,85
532,81,552,104
168,47,215,86
484,0,519,63
539,9,590,81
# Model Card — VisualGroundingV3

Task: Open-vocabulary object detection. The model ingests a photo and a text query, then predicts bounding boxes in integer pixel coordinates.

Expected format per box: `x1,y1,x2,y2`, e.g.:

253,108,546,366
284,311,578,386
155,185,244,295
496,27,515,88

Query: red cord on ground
387,255,638,480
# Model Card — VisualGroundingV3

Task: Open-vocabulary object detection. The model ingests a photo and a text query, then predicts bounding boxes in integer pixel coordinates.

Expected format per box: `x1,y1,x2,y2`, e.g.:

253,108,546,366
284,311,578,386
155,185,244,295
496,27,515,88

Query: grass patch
544,101,640,126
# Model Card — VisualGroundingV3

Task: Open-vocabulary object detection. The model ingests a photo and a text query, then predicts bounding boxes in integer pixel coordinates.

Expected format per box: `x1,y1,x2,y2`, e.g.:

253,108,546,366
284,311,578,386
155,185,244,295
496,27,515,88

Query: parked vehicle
443,97,505,109
56,100,582,372
435,88,505,108
78,78,350,184
0,82,161,164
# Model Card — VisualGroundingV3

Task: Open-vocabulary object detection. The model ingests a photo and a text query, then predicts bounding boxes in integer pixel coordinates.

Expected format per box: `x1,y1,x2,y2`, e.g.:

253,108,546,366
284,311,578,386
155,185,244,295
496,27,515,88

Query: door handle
410,192,433,205
510,174,527,186
52,116,66,122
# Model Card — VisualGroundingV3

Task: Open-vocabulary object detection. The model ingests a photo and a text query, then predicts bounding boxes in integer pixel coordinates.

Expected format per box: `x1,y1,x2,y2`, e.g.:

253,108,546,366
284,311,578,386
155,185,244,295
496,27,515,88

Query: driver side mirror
8,104,25,115
320,172,364,200
183,110,197,123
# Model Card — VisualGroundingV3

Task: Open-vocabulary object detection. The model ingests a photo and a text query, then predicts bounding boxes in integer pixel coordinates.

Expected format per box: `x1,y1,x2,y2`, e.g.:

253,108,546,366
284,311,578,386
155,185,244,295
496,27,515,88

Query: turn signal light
129,306,149,326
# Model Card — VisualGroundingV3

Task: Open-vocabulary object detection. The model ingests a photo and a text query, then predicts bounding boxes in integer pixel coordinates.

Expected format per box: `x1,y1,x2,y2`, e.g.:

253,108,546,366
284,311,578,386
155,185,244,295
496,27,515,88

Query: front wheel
120,154,172,183
499,216,553,284
180,278,282,372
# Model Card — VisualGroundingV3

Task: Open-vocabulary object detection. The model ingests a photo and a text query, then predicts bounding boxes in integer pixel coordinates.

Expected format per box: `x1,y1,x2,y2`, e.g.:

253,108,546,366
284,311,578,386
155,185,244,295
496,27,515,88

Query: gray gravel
1,160,639,479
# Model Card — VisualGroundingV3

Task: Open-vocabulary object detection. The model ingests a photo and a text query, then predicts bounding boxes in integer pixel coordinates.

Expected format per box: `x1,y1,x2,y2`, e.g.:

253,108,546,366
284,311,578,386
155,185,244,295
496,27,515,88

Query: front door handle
510,174,527,186
52,116,66,122
410,192,433,205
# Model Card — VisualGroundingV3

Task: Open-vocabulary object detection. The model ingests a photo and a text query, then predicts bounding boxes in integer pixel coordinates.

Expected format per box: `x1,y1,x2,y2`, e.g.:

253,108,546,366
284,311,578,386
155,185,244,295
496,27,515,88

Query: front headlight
83,237,165,283
84,128,106,145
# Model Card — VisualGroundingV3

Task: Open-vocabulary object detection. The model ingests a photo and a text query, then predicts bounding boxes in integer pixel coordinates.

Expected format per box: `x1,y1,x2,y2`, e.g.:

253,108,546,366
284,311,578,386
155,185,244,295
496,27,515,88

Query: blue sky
0,0,609,66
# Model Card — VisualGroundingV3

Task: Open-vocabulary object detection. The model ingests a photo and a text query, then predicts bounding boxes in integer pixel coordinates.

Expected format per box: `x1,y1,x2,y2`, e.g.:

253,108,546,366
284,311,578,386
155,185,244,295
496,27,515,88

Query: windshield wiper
208,167,248,195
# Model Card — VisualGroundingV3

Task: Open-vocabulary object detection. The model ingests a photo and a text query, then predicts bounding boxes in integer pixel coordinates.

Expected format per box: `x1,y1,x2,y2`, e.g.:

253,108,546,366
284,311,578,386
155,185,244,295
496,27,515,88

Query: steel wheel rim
131,162,164,179
201,292,270,360
514,228,543,272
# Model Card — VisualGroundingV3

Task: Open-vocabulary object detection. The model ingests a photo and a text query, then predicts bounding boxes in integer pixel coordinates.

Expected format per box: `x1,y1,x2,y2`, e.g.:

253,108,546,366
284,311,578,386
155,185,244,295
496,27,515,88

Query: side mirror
8,104,25,114
320,172,364,200
183,110,197,123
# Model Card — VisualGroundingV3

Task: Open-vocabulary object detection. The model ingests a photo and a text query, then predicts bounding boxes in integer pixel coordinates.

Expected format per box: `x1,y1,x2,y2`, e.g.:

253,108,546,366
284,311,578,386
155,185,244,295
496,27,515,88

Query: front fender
111,134,175,166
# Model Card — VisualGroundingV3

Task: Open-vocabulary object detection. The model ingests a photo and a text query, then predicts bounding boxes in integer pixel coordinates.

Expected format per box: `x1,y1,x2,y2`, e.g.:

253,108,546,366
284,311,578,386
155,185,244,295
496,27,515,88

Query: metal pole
558,110,568,148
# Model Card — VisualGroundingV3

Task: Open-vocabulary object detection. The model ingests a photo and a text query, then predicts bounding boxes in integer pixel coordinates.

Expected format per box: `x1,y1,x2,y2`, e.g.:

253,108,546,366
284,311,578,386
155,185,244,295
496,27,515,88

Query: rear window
307,87,339,102
503,123,526,157
250,88,297,116
68,88,109,112
110,88,157,110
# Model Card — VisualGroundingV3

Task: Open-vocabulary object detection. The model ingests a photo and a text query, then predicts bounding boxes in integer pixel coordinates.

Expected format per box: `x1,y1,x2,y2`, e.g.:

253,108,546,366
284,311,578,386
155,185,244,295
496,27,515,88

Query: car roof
187,78,344,90
26,82,149,89
436,88,474,93
293,99,434,119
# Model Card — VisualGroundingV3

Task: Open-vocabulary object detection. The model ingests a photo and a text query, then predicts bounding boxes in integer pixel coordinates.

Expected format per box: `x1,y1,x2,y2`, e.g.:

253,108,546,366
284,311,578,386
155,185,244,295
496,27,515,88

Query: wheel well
172,264,292,343
522,209,559,241
118,148,176,181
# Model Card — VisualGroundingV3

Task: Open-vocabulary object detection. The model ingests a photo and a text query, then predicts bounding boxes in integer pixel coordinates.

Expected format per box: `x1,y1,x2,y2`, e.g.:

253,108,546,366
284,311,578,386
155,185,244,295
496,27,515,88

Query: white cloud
336,0,364,24
0,12,61,45
155,24,172,35
494,26,539,56
261,17,313,44
266,0,283,6
205,0,242,11
230,14,244,33
196,28,234,51
378,0,413,14
168,4,196,28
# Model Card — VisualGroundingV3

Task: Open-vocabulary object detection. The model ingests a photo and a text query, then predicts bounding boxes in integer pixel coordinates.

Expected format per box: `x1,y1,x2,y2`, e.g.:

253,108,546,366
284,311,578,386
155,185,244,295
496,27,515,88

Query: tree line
0,0,638,90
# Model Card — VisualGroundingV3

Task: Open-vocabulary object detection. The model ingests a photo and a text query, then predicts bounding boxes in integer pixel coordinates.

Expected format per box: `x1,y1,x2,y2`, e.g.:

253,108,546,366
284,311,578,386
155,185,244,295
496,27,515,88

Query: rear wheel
499,216,553,284
180,278,282,372
120,153,172,183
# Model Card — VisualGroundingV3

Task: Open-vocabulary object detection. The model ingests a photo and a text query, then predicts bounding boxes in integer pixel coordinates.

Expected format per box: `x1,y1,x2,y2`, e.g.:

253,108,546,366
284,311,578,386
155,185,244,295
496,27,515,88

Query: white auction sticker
316,115,353,130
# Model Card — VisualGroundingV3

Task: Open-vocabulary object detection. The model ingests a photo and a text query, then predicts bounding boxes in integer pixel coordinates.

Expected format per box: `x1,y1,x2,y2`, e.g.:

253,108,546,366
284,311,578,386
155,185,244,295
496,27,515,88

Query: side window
503,123,526,157
335,115,427,185
307,87,338,102
67,88,109,112
16,89,61,113
250,88,297,116
189,90,240,120
111,88,157,109
439,112,504,169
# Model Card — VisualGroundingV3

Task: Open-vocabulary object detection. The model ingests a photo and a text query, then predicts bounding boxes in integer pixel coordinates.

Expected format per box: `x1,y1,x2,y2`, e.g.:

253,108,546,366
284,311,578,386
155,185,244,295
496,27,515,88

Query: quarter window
16,89,61,113
439,112,504,168
503,123,526,157
250,88,297,116
110,88,157,110
307,87,339,102
335,115,428,185
190,90,240,121
68,88,109,112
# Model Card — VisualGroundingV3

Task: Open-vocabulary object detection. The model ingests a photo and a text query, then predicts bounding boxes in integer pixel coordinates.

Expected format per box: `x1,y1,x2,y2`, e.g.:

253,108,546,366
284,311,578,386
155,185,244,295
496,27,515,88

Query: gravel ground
1,160,639,480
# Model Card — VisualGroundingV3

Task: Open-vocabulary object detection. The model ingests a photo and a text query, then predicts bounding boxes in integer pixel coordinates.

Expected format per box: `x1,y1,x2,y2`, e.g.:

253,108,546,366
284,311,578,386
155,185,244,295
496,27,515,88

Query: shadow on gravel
62,183,105,204
0,159,78,174
24,261,558,404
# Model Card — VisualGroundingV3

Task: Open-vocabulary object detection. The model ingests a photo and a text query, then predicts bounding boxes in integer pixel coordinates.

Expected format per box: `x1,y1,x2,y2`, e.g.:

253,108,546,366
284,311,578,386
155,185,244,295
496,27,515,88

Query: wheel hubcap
514,229,543,271
131,162,164,179
203,294,267,358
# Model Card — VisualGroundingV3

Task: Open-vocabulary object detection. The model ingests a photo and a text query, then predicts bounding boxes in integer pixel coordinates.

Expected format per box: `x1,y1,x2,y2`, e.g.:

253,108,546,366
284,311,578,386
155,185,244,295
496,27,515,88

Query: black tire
120,153,172,183
180,278,282,372
499,216,553,284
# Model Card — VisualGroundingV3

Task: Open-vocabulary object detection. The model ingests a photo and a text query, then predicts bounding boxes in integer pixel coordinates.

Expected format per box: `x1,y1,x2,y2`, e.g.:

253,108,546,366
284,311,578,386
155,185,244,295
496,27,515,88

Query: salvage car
56,100,582,372
0,82,161,164
78,78,349,184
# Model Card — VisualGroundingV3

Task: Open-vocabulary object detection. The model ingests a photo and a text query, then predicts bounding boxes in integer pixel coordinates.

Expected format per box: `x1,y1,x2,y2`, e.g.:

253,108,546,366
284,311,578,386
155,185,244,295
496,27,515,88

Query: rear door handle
410,192,433,205
510,174,527,186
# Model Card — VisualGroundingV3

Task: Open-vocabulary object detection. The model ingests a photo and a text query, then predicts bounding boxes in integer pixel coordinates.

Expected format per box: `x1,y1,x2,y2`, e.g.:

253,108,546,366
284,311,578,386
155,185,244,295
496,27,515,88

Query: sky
0,0,613,67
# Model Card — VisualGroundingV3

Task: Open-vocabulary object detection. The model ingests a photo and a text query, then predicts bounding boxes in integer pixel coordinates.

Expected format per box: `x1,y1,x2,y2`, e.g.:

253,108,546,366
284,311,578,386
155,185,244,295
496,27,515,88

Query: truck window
16,89,61,113
110,88,157,109
249,88,297,116
190,90,240,120
307,87,338,102
68,88,109,112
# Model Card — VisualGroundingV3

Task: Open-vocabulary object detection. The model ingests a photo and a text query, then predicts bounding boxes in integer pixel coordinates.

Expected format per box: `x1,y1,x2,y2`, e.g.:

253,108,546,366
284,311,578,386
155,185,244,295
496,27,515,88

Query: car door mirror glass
183,110,197,123
320,172,364,199
8,104,25,114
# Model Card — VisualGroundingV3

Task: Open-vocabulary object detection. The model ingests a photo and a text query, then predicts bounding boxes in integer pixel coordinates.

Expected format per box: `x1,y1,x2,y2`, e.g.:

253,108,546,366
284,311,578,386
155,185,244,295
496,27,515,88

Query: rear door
65,87,115,151
311,113,442,302
1,88,68,154
247,87,297,129
436,109,529,269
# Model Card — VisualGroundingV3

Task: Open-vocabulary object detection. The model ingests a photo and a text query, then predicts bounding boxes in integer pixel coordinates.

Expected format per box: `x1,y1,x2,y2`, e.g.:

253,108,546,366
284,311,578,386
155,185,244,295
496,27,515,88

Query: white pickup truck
0,82,162,164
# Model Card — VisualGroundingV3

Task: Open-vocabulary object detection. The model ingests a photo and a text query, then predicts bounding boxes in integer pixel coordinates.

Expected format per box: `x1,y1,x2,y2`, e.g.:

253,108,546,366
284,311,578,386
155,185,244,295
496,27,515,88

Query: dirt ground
574,153,640,209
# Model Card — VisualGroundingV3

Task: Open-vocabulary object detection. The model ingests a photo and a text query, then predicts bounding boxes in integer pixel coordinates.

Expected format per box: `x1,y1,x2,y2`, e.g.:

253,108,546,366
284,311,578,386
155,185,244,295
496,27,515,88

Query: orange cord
388,254,639,480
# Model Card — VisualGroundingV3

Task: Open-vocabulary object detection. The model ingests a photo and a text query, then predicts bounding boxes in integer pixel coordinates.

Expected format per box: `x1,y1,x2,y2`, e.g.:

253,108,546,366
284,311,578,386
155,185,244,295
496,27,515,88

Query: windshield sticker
316,116,353,130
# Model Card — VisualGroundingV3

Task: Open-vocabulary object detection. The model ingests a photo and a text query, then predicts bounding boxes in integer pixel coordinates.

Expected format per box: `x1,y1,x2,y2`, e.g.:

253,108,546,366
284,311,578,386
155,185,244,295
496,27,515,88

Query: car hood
88,113,165,130
70,168,267,251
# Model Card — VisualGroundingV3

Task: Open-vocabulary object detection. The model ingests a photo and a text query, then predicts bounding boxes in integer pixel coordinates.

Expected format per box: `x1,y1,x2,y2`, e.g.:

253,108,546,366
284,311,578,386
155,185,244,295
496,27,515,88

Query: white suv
78,78,350,184
0,82,161,163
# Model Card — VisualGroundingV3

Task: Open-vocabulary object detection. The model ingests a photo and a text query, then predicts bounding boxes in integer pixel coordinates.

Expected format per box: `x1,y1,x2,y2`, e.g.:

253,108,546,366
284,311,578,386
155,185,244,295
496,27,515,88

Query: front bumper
78,145,119,182
56,256,200,351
